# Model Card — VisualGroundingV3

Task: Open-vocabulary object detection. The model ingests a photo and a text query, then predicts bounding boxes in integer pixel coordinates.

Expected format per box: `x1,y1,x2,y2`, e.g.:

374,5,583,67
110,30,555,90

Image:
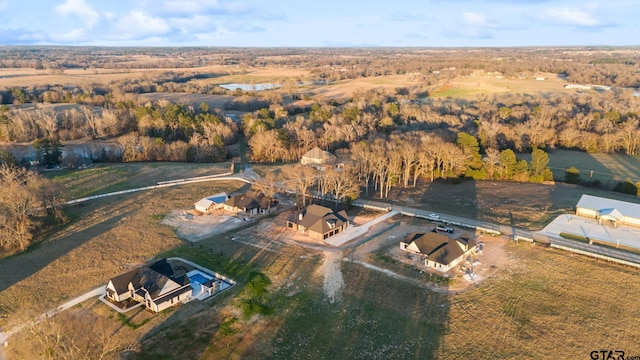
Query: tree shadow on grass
0,209,131,294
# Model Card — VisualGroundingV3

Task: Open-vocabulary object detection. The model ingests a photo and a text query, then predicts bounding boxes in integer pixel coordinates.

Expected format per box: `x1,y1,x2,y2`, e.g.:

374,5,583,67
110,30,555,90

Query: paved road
0,286,105,356
65,172,251,206
353,199,640,266
325,210,400,246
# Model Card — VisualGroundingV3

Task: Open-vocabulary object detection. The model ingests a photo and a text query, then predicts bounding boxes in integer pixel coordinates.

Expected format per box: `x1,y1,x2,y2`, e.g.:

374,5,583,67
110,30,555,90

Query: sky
0,0,638,47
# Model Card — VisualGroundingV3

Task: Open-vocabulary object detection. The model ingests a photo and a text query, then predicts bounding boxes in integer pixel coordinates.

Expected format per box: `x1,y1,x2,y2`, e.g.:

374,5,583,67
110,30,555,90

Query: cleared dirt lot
346,215,514,292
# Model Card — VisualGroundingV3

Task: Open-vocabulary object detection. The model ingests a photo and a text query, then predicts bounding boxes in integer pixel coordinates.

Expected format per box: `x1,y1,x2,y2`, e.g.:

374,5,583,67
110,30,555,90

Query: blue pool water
189,273,211,284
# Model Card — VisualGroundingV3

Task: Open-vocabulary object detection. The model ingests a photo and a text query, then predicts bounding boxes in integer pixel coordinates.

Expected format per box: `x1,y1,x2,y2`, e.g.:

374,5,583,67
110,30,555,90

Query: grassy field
45,162,232,199
520,149,640,185
430,74,575,99
388,179,640,230
138,93,235,110
4,163,640,359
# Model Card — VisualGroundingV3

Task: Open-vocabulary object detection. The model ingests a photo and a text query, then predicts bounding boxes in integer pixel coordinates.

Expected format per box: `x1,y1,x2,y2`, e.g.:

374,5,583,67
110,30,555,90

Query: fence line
65,173,251,206
550,244,640,268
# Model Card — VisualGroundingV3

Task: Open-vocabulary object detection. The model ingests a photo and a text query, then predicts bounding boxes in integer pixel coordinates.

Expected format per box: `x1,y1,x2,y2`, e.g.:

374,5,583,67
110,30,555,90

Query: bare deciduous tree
282,164,317,207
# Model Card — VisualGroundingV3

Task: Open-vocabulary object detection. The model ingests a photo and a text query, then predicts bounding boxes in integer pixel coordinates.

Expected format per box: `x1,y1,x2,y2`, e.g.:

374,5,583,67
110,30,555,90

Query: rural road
325,210,400,246
352,198,640,266
63,167,640,266
2,164,637,357
0,286,105,357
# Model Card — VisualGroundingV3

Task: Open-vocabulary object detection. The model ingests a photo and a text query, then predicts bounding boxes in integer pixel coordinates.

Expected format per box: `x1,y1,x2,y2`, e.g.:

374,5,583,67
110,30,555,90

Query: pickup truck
436,225,454,233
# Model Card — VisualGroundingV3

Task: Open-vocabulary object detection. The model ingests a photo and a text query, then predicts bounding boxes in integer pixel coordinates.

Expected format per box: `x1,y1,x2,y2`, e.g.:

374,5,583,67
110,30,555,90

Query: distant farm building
400,231,477,272
194,192,229,213
564,84,592,90
286,204,349,241
300,147,338,170
575,194,640,228
224,191,276,217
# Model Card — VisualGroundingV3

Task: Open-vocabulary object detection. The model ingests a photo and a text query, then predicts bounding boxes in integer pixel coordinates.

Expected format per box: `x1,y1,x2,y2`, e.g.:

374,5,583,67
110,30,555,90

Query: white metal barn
575,194,640,228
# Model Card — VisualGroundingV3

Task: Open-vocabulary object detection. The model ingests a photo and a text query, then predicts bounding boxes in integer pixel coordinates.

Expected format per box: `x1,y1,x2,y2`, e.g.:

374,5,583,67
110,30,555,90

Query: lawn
45,162,232,199
432,74,575,100
132,240,640,359
526,149,640,185
387,179,640,230
5,163,640,359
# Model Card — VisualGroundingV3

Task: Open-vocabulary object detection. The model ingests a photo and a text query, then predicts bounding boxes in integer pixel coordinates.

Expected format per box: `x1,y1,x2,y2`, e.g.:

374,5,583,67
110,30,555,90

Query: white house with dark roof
576,194,640,228
105,259,193,313
194,192,229,213
400,231,477,273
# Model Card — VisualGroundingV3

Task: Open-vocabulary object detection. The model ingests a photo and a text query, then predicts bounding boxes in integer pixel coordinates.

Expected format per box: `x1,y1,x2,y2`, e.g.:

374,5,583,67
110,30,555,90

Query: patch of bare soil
316,251,344,303
349,218,515,293
162,209,245,242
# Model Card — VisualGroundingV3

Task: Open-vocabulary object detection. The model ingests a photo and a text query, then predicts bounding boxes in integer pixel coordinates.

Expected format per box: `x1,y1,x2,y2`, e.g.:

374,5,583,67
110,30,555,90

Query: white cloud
542,7,603,27
154,0,251,17
169,15,216,33
50,28,87,42
456,11,498,39
55,0,100,27
0,1,8,11
114,10,171,40
462,12,491,27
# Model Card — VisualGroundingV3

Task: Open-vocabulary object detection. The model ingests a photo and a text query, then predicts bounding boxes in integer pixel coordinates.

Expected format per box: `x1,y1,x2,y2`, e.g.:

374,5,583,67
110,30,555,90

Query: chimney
298,213,303,221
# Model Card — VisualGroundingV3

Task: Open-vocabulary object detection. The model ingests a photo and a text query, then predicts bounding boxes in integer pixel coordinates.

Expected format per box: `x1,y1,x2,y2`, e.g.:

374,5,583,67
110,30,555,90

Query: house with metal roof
400,231,477,273
194,192,229,213
286,204,349,241
576,194,640,228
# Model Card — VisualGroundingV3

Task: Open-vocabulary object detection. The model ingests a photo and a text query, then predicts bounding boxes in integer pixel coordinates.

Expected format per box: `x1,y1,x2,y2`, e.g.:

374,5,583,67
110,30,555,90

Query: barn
575,194,640,228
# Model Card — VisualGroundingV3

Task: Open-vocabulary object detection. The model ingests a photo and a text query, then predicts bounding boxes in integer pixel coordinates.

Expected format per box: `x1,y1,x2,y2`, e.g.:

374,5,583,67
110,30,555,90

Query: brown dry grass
0,180,246,331
310,74,421,98
0,69,167,88
432,72,575,99
138,93,235,109
387,179,639,230
4,170,640,359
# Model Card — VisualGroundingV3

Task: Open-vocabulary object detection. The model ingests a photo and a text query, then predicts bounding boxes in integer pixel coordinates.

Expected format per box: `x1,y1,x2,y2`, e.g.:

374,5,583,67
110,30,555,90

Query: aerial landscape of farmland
1,1,640,359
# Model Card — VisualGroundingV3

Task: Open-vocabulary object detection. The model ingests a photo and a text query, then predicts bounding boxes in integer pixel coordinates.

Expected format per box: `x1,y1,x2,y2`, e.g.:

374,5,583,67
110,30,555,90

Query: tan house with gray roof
400,231,477,272
286,204,349,241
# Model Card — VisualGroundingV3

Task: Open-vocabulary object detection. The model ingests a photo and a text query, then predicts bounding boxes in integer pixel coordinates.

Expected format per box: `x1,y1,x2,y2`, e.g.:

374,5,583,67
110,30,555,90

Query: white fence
550,244,640,268
65,172,249,206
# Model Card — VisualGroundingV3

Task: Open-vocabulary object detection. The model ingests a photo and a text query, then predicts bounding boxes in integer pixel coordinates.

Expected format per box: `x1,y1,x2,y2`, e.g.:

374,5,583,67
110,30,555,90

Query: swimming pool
188,270,213,284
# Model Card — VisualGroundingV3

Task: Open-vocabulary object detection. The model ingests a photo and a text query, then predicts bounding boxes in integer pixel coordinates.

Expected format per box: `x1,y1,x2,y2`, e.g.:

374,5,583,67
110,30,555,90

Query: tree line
0,159,65,257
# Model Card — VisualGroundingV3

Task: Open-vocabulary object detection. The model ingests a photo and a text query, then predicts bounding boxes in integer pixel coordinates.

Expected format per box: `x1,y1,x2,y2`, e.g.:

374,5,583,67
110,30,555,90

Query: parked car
428,213,440,220
436,225,454,233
